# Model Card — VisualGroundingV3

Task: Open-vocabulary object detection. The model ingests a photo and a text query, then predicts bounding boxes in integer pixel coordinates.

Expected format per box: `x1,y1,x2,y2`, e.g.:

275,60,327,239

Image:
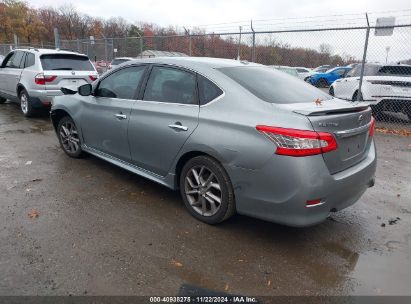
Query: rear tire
0,97,6,104
180,156,235,225
316,78,328,88
329,86,334,96
57,116,84,158
19,89,36,117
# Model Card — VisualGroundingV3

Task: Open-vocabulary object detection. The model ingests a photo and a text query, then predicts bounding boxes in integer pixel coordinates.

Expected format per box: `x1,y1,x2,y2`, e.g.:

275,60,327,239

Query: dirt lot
0,102,410,296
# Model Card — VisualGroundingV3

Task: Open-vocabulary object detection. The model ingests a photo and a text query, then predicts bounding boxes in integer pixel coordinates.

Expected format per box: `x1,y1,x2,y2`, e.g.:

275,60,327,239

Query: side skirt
81,144,176,190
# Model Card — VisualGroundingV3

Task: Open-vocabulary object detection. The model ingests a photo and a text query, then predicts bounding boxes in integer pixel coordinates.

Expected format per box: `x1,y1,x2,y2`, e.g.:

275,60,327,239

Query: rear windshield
111,59,131,65
378,65,411,76
40,54,94,71
219,66,330,104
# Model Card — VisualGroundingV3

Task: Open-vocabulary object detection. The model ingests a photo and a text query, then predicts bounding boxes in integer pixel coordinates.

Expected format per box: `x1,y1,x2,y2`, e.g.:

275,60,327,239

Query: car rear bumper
28,89,62,108
227,141,377,227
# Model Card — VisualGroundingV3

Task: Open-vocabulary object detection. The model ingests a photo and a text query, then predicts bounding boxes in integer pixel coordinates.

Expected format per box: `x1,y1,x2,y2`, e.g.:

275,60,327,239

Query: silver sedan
51,57,376,226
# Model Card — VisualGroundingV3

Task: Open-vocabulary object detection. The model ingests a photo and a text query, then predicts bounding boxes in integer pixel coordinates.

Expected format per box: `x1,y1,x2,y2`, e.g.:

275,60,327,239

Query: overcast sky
26,0,410,28
25,0,411,62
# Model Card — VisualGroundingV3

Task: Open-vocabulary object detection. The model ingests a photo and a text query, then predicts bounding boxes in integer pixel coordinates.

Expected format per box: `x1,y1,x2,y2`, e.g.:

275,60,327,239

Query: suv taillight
35,73,57,85
256,126,338,157
89,75,98,81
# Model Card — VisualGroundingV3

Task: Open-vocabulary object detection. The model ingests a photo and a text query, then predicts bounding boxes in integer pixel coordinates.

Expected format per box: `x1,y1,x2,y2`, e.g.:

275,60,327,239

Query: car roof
14,48,87,56
125,57,262,70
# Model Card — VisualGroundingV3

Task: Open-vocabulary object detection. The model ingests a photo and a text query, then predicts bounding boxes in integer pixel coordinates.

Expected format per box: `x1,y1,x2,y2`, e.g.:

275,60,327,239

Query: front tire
0,97,6,104
329,86,334,96
352,90,363,102
57,116,84,158
19,89,35,117
180,156,235,225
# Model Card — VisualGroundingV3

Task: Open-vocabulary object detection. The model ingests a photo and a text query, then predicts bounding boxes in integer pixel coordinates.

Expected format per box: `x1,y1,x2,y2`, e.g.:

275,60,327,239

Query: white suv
329,63,411,119
0,48,98,117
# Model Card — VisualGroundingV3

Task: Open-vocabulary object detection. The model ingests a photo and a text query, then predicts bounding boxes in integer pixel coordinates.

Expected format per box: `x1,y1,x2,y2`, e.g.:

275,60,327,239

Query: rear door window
24,53,35,68
219,66,329,104
198,75,223,105
143,66,197,105
40,54,94,71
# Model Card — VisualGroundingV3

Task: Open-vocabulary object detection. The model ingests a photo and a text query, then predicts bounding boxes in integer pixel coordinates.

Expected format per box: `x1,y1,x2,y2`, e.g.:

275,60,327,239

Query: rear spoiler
293,104,370,116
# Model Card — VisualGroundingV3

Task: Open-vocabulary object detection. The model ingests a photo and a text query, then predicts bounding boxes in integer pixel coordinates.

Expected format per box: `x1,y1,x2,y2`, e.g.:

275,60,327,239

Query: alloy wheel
59,120,80,154
20,93,28,114
184,165,222,217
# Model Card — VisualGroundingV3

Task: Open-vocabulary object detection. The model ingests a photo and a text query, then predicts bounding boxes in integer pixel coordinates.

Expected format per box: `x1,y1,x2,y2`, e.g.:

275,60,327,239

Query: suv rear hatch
39,54,98,91
279,99,374,174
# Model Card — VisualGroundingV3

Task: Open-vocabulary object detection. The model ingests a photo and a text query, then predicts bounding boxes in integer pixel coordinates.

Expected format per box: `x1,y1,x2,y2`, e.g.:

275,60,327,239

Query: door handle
114,113,127,120
168,123,188,131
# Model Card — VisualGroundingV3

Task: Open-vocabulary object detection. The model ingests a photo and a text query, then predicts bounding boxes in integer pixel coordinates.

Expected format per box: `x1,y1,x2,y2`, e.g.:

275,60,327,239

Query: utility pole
184,27,192,56
251,20,256,62
237,26,242,60
54,28,60,49
13,34,18,48
358,13,370,102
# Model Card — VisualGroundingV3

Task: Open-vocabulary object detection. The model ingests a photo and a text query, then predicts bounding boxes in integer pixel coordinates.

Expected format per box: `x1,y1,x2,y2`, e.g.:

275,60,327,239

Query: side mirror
78,84,92,96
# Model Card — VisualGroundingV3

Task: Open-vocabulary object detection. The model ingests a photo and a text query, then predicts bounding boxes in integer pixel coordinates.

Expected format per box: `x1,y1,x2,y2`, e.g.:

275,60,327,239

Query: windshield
219,66,330,104
40,54,94,71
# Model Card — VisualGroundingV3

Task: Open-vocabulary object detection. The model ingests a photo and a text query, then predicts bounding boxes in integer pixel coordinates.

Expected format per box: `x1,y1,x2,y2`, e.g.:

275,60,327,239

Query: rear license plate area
340,134,366,159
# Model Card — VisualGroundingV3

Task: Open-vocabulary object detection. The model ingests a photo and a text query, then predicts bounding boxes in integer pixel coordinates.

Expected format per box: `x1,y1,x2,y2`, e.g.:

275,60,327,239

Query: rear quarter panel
172,72,315,172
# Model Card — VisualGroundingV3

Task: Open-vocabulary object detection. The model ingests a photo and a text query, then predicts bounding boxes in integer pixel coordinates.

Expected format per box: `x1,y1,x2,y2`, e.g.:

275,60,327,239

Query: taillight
35,73,57,85
256,125,338,157
89,75,98,81
306,199,323,207
369,116,375,137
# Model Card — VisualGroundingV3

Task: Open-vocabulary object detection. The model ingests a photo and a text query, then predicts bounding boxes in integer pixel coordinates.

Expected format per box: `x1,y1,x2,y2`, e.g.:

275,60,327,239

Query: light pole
385,46,390,63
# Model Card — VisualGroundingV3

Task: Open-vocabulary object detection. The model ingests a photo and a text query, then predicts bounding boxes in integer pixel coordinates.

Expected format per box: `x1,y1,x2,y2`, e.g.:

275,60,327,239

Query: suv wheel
0,97,6,104
19,89,35,117
329,86,334,96
57,116,84,158
180,156,235,225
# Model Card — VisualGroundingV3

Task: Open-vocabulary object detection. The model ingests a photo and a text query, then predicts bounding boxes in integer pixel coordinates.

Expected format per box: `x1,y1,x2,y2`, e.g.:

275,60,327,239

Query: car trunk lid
278,99,373,174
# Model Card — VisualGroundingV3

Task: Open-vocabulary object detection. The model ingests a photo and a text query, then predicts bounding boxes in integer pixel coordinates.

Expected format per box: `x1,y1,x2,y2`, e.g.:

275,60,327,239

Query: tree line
0,0,355,67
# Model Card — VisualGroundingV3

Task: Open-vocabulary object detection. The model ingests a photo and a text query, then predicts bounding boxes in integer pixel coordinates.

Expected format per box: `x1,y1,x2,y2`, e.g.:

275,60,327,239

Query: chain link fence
1,14,411,134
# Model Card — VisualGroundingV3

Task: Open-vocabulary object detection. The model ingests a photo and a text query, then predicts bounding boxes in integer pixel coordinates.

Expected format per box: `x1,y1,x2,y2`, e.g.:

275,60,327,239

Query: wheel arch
352,89,363,101
50,108,72,132
16,84,26,97
173,150,222,189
